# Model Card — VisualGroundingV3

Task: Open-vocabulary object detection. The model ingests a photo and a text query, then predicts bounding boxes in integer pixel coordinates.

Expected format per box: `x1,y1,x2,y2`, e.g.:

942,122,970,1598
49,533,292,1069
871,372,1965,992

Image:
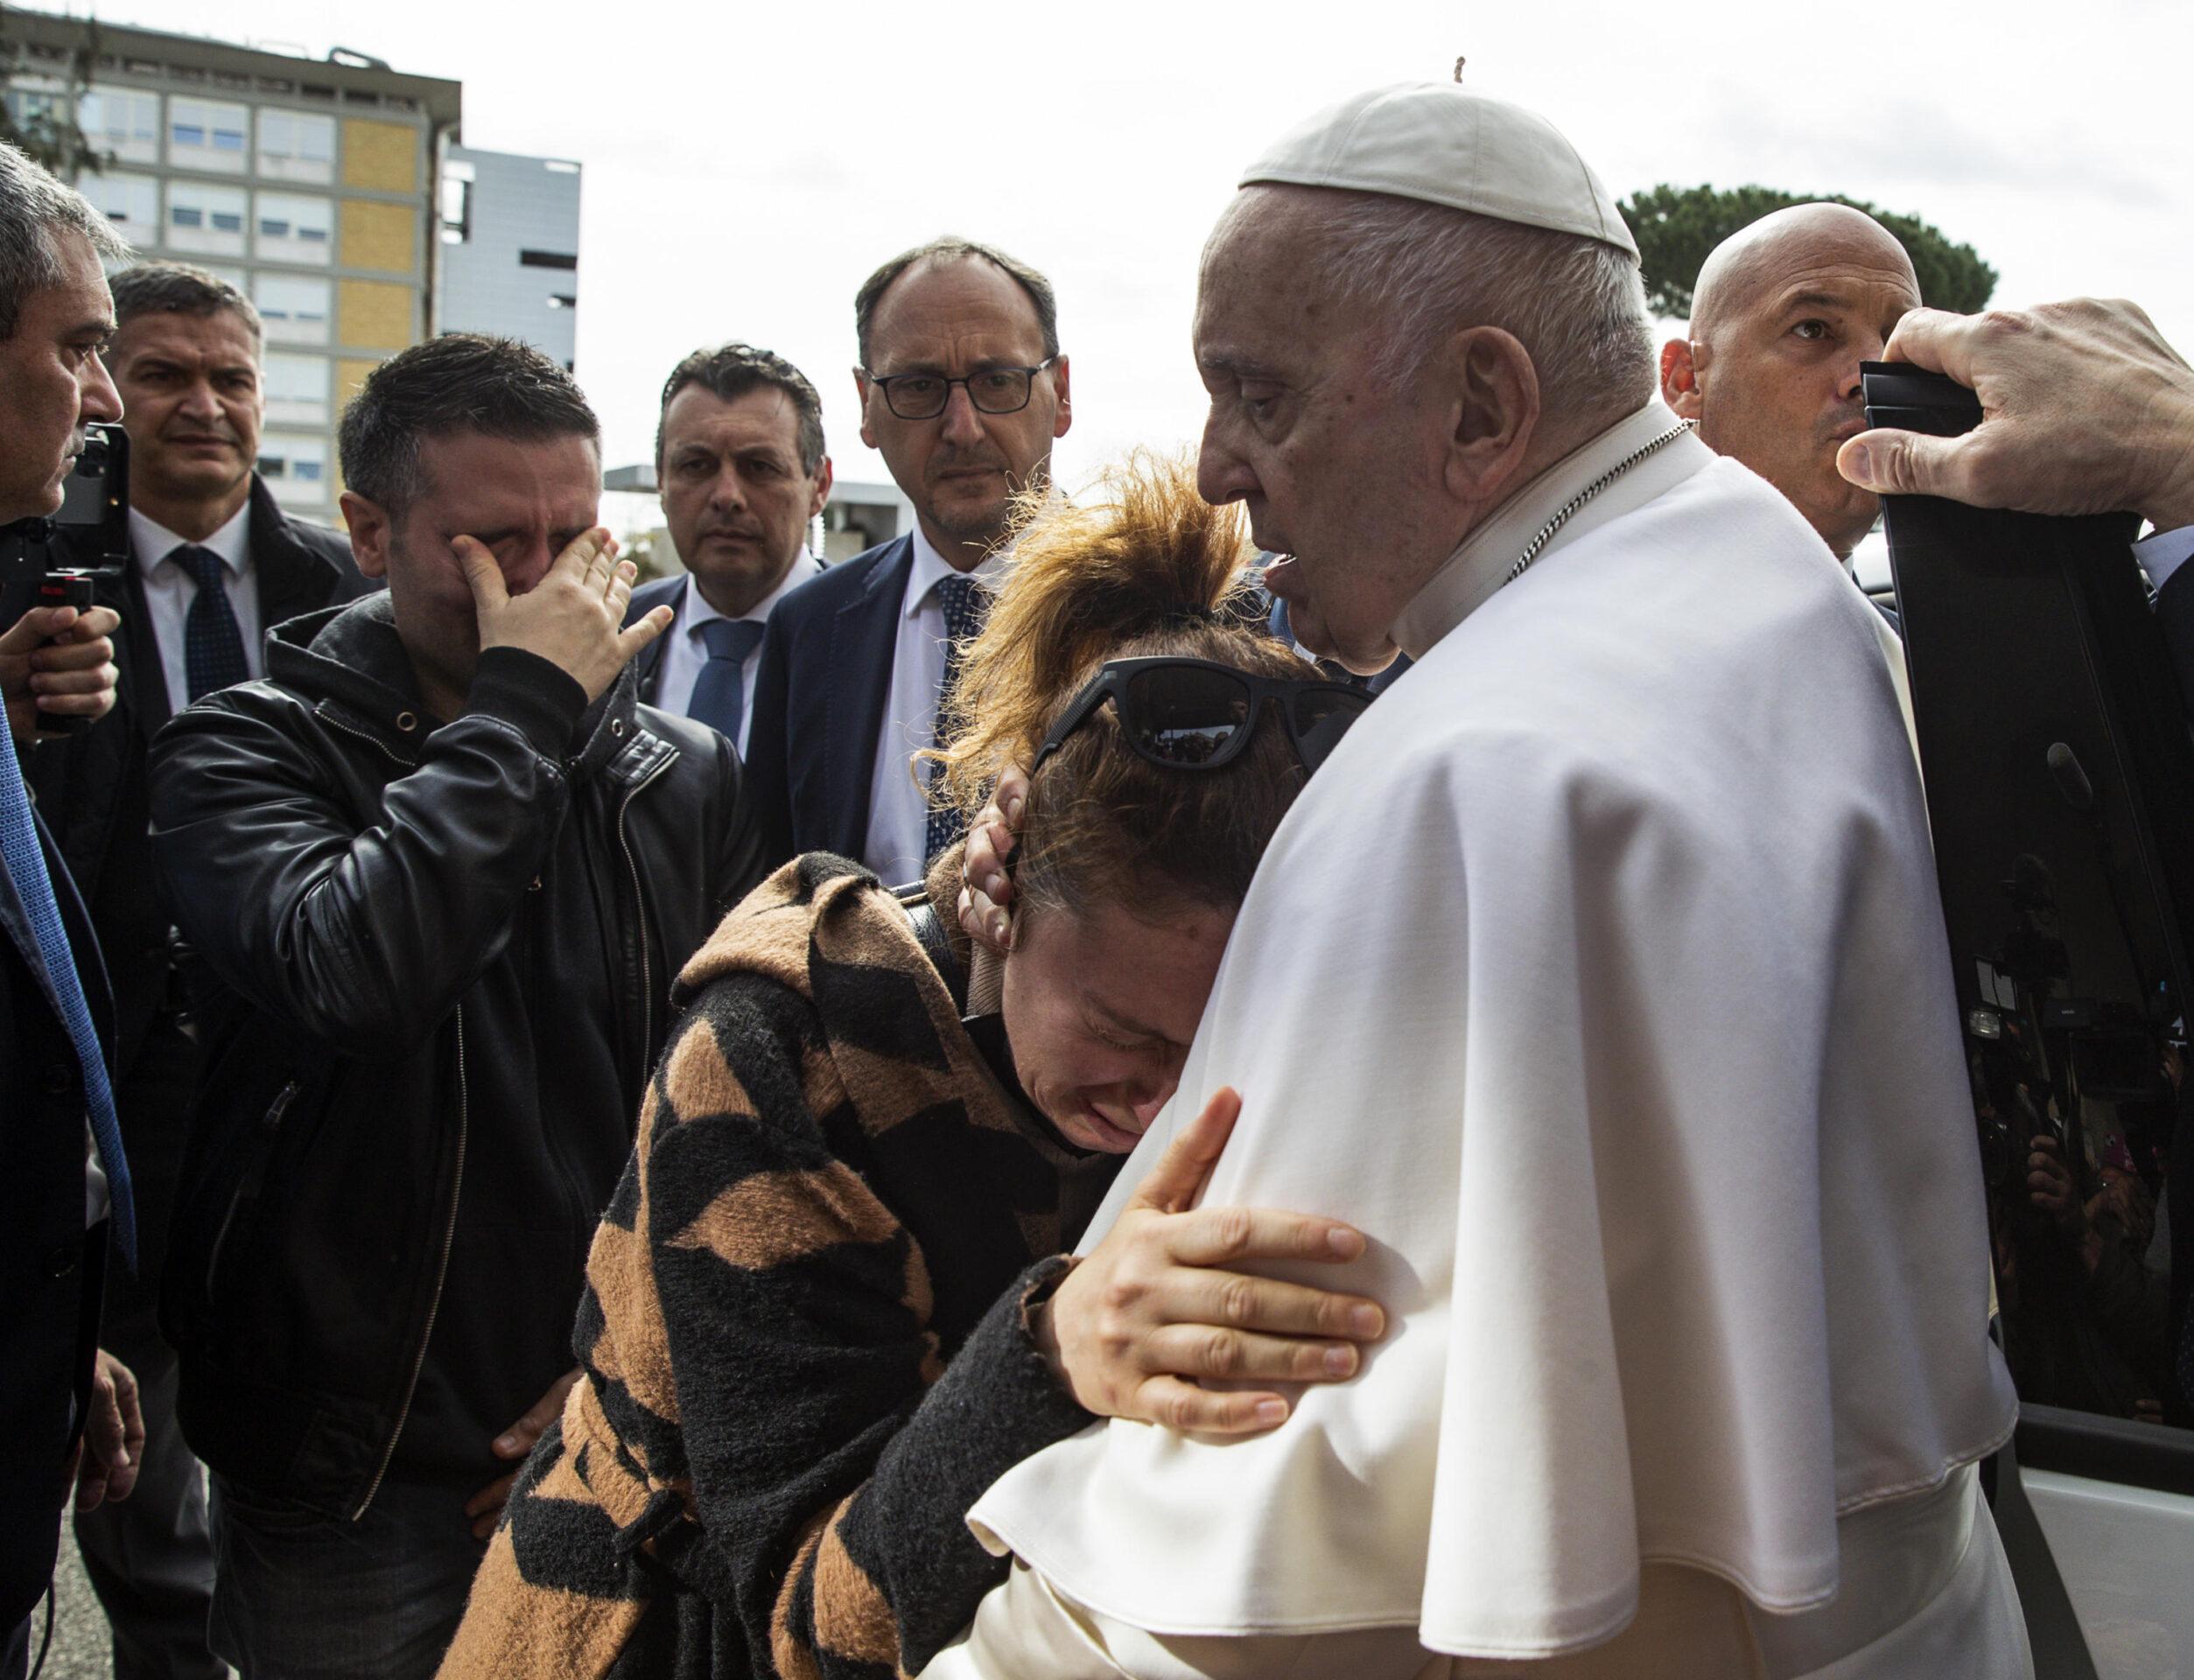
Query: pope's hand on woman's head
1032,1088,1388,1435
959,760,1029,951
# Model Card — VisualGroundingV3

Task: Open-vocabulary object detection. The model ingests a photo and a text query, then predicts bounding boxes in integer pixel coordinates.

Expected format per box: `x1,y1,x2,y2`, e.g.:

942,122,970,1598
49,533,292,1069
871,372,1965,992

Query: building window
254,274,333,346
79,171,158,234
518,250,578,270
262,352,332,425
259,435,329,505
256,108,336,186
165,180,249,257
169,97,250,173
256,192,334,265
438,162,473,246
76,86,161,164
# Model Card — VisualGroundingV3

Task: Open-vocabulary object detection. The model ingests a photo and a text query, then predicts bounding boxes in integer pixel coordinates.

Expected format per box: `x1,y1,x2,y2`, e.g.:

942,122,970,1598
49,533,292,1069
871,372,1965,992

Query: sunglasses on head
1027,655,1372,781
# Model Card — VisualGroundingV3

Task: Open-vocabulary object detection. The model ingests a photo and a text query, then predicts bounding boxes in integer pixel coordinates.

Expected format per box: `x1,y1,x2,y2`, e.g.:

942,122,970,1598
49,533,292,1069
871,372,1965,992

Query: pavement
30,1530,113,1680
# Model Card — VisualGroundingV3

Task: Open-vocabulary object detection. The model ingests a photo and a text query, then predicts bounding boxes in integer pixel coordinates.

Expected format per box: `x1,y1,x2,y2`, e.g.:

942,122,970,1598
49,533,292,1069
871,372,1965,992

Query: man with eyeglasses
742,235,1070,881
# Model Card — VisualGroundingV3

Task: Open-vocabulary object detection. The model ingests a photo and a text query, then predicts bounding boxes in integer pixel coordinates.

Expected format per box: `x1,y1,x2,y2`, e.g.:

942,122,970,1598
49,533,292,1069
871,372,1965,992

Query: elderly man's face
0,229,123,524
1193,193,1460,674
1663,206,1918,557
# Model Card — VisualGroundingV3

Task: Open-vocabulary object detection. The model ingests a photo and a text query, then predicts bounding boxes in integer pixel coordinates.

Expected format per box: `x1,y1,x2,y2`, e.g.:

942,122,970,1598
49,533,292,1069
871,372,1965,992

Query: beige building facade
1,11,461,524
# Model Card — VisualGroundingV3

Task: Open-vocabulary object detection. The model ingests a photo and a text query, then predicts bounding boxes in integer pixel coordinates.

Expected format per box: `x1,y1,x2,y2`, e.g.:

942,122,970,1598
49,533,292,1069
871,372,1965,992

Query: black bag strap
895,883,970,1017
1987,1432,2099,1678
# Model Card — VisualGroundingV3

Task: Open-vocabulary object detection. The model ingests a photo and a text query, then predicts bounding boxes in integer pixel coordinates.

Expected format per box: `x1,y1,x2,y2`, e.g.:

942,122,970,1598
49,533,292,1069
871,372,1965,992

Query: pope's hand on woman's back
1033,1088,1387,1434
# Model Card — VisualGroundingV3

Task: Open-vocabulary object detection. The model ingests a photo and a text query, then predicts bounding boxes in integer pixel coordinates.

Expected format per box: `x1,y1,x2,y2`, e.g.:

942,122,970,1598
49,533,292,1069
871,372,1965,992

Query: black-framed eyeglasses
863,357,1057,421
1029,655,1371,781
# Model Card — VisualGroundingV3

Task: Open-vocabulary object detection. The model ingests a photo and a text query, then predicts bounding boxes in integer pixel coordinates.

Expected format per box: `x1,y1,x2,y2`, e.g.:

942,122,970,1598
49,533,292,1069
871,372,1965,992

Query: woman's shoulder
671,851,925,1004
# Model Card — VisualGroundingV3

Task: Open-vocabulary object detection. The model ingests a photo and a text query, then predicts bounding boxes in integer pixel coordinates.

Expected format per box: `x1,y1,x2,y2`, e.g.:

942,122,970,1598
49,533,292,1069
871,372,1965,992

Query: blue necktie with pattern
923,574,988,866
687,617,767,746
178,544,249,704
0,732,135,1270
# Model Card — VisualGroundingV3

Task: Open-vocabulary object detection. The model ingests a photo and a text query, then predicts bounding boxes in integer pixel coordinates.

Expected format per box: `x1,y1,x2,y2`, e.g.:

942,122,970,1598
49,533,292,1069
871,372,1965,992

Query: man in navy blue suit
625,343,830,758
743,236,1071,880
0,140,142,1679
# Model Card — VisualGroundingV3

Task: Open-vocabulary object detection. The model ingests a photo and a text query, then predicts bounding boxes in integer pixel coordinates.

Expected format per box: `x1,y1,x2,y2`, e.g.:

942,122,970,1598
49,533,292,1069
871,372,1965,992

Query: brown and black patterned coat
439,852,1115,1680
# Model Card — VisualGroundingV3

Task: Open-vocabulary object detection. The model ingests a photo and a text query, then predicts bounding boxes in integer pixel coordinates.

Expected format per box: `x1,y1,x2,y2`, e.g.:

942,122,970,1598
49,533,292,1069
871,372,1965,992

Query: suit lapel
823,537,914,859
626,576,683,709
249,480,343,634
115,558,173,739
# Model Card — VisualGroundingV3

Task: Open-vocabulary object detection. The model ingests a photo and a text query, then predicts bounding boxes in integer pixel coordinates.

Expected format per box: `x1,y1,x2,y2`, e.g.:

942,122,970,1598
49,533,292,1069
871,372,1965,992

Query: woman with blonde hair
438,455,1380,1679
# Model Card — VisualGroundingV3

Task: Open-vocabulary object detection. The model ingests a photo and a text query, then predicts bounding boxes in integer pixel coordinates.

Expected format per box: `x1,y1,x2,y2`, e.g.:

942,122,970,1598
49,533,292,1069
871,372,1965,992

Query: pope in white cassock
917,83,2030,1680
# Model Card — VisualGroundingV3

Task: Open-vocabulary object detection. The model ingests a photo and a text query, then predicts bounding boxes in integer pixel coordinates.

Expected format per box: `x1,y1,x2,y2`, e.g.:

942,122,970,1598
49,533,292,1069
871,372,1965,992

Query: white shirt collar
679,549,822,640
1391,400,1707,659
132,499,252,580
904,522,1006,620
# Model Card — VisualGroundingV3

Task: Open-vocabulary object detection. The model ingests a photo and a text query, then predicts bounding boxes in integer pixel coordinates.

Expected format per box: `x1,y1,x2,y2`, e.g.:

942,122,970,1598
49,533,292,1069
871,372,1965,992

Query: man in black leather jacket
30,262,369,1680
147,335,768,1679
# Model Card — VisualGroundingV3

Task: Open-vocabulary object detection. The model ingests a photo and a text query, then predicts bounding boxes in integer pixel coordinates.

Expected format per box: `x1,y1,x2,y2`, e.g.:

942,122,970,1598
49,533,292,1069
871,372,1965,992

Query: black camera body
2,422,131,735
1862,363,2194,1211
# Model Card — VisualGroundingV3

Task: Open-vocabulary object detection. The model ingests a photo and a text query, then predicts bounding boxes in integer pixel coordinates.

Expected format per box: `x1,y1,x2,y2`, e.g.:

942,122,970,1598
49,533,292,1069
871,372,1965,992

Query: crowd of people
3,72,2193,1680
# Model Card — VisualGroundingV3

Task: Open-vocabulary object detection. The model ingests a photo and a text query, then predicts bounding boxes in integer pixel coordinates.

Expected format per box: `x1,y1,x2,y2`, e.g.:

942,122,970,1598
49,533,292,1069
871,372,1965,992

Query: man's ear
1440,326,1539,508
808,455,834,521
1661,337,1705,421
852,368,878,452
1048,353,1072,438
340,491,392,581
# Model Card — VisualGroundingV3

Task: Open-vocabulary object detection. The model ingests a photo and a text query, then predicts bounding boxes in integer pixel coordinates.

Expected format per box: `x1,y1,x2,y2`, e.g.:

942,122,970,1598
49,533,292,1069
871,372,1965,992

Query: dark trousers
208,1474,486,1680
73,1009,221,1680
72,1268,219,1680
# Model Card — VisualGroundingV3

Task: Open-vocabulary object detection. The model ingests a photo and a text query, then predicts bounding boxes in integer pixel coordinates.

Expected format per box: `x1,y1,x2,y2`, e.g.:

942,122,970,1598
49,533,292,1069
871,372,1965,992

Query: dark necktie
0,731,135,1270
923,574,988,866
178,545,250,704
687,617,766,746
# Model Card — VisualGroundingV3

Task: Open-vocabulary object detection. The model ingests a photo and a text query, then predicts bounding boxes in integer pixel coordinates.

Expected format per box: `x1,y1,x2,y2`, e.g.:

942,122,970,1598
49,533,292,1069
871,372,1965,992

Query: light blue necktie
0,734,134,1270
687,617,766,746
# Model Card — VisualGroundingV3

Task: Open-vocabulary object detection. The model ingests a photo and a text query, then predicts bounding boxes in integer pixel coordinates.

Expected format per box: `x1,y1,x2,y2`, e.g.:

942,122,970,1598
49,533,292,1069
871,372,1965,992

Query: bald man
1660,203,1920,558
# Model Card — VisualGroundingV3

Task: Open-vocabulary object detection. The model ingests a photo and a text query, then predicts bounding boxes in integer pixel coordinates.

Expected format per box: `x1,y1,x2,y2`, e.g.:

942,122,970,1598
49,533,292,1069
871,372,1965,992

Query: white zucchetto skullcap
1240,82,1639,261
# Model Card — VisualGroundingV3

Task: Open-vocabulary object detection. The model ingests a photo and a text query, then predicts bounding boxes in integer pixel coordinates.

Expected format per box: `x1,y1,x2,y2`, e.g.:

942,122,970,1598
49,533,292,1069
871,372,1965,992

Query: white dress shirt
652,550,822,756
860,527,1005,886
130,501,260,710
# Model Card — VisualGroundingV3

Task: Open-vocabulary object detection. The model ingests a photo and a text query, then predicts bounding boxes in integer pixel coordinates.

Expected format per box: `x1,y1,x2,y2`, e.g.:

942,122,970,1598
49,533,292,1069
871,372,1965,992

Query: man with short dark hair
148,332,768,1678
744,235,1070,877
0,138,138,1680
627,341,831,754
28,259,366,1680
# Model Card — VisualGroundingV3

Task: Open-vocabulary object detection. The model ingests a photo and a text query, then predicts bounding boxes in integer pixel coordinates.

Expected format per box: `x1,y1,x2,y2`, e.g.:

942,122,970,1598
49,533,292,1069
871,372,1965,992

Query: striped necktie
923,574,988,866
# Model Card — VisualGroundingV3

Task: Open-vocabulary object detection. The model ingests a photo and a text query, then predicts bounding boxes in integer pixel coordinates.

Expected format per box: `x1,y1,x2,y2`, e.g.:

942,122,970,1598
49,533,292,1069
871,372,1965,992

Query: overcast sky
51,0,2194,530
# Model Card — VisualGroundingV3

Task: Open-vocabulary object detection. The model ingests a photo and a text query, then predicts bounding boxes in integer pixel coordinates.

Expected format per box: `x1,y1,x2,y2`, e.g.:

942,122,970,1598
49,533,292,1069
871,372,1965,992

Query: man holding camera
25,262,366,1680
0,141,141,1680
147,333,768,1678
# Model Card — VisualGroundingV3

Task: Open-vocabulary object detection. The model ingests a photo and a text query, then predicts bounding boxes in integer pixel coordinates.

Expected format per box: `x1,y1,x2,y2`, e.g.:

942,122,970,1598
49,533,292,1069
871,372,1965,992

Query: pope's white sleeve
915,1561,1454,1680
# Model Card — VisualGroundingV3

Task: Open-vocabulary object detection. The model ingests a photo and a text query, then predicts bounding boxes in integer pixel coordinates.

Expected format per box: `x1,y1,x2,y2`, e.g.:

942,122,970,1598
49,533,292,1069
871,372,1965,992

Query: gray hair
655,341,824,473
0,140,130,340
111,262,263,346
1269,187,1656,424
339,332,599,519
855,234,1059,369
